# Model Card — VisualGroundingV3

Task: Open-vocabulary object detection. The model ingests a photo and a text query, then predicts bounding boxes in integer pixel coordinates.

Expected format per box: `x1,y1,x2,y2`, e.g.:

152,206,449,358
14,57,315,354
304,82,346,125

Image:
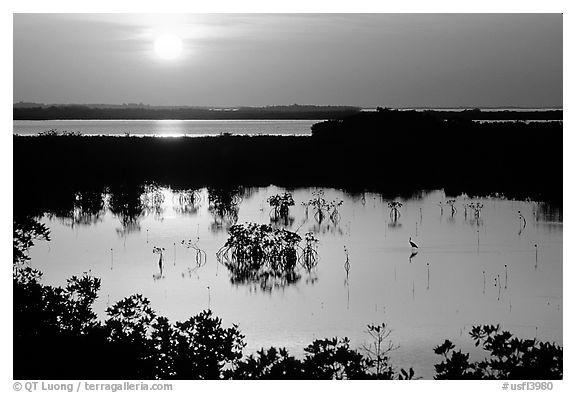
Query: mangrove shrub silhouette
13,215,50,264
267,192,295,221
434,325,562,379
216,223,305,291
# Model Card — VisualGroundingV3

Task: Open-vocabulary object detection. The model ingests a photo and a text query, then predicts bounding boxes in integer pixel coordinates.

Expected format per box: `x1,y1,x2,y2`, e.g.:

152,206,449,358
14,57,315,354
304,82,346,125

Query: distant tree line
13,105,361,120
13,104,561,121
375,107,562,121
424,108,562,121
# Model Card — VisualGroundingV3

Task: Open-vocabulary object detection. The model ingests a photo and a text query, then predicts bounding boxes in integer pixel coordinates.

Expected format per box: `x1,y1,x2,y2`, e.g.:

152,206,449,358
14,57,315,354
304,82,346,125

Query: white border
2,2,572,392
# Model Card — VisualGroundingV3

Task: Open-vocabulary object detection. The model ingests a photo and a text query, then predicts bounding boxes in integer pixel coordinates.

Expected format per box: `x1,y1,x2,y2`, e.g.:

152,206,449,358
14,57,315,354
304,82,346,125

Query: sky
13,13,563,108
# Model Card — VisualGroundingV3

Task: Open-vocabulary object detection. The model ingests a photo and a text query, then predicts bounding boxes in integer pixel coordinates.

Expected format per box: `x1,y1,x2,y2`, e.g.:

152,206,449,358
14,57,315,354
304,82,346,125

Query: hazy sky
13,13,562,107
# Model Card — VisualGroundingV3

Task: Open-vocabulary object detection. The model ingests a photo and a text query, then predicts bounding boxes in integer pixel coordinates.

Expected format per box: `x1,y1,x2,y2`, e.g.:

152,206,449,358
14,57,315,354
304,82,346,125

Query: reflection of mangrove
224,264,301,292
208,187,242,233
181,238,208,278
38,188,77,223
41,188,106,228
387,220,402,230
304,270,318,285
216,223,319,292
442,199,458,224
387,201,403,229
343,191,370,206
115,221,141,238
304,190,343,224
467,202,484,219
270,214,295,228
300,206,342,235
460,200,485,226
107,183,167,235
465,202,484,227
182,266,204,279
44,189,106,228
141,184,165,219
71,190,106,226
533,202,563,223
173,189,201,216
302,191,344,234
446,199,457,216
388,201,402,221
310,220,344,236
438,201,444,215
299,231,319,270
108,184,147,234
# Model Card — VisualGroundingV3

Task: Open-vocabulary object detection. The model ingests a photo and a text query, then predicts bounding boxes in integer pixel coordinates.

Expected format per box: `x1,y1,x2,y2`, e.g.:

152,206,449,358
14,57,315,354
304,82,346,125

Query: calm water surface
29,187,562,378
13,119,317,136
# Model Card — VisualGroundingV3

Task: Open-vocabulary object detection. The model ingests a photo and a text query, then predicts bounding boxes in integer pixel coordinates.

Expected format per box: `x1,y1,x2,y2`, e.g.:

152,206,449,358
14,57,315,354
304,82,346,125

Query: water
27,186,562,378
13,119,318,136
13,118,561,137
473,120,562,124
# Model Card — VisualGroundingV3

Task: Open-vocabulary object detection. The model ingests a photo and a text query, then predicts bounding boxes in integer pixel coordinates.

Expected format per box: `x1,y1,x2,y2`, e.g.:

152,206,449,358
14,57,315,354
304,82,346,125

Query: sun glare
154,34,183,60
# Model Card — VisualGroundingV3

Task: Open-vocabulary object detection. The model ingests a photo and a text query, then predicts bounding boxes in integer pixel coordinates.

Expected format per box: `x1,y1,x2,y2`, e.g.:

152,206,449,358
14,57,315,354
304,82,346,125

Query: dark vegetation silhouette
14,104,361,120
421,108,562,121
13,217,562,380
302,190,343,223
434,325,562,379
14,109,562,207
207,186,242,233
215,223,313,292
267,192,295,225
13,104,562,121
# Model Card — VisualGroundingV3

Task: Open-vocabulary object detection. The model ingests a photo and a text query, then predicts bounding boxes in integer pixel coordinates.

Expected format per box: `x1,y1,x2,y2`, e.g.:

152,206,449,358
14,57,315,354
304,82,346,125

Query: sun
154,34,183,60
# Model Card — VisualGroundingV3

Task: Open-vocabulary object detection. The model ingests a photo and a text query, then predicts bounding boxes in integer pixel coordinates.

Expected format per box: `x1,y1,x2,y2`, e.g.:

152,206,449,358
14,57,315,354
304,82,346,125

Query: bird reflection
409,249,418,263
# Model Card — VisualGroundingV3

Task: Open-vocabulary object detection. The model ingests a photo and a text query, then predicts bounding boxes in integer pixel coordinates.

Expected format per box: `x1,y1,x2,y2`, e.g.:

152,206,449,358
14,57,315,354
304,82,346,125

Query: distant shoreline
13,105,360,121
13,105,562,121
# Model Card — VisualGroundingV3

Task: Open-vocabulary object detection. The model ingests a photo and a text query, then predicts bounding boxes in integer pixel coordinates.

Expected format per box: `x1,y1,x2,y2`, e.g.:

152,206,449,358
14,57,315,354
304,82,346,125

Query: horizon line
13,102,564,110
